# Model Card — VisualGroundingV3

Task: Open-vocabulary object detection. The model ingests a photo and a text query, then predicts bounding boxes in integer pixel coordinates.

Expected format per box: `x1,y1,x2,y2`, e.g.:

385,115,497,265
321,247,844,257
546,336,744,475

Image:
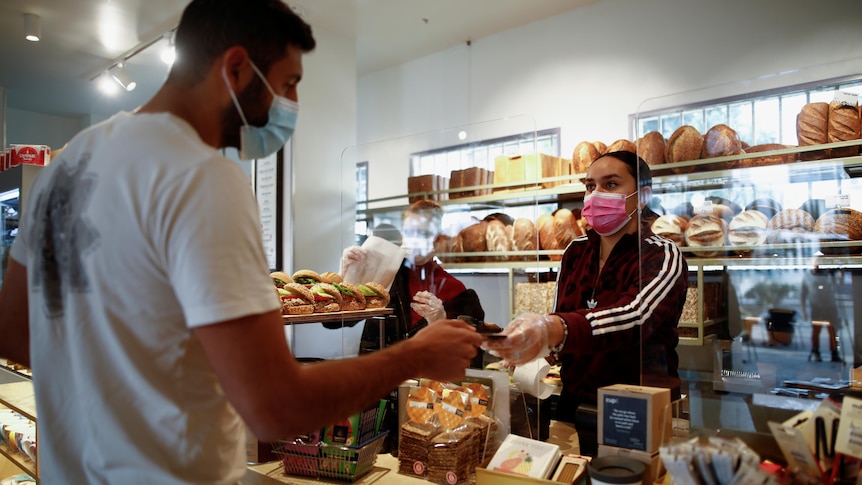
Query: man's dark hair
594,150,652,188
170,0,316,84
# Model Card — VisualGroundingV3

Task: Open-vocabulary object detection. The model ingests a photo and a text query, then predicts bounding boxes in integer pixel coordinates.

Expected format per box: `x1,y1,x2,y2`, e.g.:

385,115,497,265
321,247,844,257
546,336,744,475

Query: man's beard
221,75,269,149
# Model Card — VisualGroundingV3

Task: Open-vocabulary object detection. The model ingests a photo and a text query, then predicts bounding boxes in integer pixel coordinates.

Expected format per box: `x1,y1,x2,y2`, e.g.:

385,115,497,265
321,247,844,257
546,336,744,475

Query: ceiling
0,0,594,119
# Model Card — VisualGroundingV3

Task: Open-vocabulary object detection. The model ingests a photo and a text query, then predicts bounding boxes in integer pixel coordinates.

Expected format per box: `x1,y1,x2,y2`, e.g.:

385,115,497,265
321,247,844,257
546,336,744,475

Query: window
632,76,862,145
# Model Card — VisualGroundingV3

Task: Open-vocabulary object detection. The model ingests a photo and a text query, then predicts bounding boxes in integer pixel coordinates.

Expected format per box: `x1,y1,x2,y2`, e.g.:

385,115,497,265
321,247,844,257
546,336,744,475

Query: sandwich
320,271,343,284
310,283,343,313
278,283,315,315
270,271,293,288
332,281,366,311
358,282,390,309
293,269,322,287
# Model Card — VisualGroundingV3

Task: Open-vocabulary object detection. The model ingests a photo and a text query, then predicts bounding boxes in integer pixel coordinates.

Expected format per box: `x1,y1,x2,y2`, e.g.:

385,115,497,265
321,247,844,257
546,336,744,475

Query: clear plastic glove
340,246,367,275
410,291,446,323
481,312,555,366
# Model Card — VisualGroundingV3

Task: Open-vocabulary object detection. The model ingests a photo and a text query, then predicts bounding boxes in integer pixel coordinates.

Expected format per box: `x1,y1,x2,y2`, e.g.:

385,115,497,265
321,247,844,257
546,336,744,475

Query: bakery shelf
0,441,37,482
0,382,36,421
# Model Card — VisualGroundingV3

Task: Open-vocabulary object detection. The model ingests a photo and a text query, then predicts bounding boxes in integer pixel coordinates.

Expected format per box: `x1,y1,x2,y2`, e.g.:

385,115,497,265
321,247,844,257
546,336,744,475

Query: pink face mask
582,190,638,236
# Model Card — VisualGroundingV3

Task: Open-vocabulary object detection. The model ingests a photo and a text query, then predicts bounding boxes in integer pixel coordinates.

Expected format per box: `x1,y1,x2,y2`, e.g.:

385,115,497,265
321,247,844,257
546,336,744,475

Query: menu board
255,151,279,270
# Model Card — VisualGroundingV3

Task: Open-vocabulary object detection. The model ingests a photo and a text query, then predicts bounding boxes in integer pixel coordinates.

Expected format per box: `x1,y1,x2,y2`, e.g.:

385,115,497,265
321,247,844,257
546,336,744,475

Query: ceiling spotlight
24,13,41,42
97,72,119,95
160,46,176,65
111,64,136,91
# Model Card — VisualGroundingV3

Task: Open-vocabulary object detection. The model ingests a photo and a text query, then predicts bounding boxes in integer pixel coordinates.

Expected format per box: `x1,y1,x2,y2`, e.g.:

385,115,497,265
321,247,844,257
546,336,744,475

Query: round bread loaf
728,210,769,254
799,199,827,221
651,214,688,246
593,141,608,155
828,101,862,158
814,208,862,254
485,219,512,261
684,214,727,257
433,234,454,262
702,124,744,170
553,208,581,250
457,221,488,262
745,198,782,219
511,217,539,260
636,131,666,166
666,125,704,173
796,102,830,160
572,141,600,174
537,213,562,258
607,139,636,154
767,209,816,249
741,143,795,168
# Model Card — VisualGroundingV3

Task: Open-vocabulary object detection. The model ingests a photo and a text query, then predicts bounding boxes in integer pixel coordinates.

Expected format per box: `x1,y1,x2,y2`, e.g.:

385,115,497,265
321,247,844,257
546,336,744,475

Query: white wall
5,107,87,150
358,0,862,173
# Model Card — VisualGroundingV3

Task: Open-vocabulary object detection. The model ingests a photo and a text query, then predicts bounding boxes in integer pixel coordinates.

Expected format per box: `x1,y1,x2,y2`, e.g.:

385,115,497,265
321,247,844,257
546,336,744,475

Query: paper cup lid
588,456,645,484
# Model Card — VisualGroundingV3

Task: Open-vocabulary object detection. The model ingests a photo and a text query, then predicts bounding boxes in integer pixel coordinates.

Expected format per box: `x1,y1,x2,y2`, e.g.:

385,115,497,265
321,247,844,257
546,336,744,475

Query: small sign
825,194,851,209
601,394,649,451
832,91,859,107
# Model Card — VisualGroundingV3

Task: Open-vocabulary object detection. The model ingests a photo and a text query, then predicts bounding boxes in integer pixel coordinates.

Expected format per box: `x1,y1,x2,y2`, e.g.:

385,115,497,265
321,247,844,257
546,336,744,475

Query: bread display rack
357,139,862,347
0,367,38,482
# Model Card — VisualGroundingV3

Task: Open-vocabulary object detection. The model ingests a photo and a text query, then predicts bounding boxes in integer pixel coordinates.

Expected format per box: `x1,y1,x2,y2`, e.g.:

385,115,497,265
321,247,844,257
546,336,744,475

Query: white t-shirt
10,112,280,484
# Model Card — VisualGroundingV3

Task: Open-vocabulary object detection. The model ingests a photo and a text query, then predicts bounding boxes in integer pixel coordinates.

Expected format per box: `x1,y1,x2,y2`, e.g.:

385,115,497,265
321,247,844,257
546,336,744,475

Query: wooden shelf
0,382,36,421
282,308,393,325
0,441,37,481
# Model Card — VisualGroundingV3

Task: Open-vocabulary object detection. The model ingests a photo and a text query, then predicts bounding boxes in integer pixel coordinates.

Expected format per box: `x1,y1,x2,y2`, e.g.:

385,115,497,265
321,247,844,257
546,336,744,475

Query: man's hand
406,318,483,382
481,312,557,366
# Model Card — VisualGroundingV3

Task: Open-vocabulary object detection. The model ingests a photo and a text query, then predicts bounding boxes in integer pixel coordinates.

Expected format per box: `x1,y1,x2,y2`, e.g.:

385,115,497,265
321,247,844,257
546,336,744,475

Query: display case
347,79,862,466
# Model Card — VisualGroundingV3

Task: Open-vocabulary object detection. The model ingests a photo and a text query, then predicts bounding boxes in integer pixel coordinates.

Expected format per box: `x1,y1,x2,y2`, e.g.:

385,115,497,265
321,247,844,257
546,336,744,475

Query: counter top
242,453,425,484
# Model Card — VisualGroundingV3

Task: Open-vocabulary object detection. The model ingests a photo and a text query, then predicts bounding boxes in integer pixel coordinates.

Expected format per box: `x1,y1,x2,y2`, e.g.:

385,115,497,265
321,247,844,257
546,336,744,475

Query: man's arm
0,259,30,368
193,311,482,442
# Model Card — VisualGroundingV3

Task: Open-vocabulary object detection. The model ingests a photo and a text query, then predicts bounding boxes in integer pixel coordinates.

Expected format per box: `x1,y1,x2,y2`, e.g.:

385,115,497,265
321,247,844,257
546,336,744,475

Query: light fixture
160,31,176,65
97,72,119,95
24,13,41,42
110,64,137,91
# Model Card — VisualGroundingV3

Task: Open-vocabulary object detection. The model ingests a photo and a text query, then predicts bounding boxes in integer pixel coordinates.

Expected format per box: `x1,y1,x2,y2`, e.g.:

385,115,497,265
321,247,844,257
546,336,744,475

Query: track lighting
111,64,137,92
24,13,41,42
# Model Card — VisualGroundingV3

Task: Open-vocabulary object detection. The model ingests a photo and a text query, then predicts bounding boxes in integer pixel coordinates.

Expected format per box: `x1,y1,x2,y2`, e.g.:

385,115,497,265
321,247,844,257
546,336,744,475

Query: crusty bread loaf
814,208,862,254
537,213,561,258
741,143,795,168
553,208,581,250
593,141,607,155
728,210,769,254
666,125,704,173
607,139,636,154
701,124,744,169
485,219,511,261
457,221,488,262
434,234,454,262
797,102,829,160
572,141,600,174
651,214,688,246
511,217,538,255
684,214,727,257
828,101,862,158
767,208,816,246
636,131,666,166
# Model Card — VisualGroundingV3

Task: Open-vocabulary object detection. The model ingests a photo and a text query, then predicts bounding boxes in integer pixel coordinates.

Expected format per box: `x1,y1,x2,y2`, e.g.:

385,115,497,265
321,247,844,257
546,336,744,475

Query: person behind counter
0,1,483,483
344,199,488,367
483,150,688,456
800,254,843,363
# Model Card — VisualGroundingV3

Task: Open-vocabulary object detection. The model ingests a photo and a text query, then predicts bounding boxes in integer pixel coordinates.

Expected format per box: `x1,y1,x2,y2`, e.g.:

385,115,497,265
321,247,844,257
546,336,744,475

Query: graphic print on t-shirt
29,154,100,317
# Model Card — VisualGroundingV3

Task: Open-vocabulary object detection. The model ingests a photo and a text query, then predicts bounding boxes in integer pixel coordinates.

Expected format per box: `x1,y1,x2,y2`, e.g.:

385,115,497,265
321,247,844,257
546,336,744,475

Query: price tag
832,91,860,107
695,200,714,216
826,194,851,209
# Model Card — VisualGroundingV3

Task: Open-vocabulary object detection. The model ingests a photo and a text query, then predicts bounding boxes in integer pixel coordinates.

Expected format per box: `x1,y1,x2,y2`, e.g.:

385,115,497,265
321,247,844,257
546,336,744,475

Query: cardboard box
10,144,51,167
598,444,664,484
598,384,671,453
486,434,561,479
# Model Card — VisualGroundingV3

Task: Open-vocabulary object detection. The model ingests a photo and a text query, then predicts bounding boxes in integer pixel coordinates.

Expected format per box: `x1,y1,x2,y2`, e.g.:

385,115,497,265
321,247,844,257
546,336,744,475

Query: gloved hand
340,246,367,275
410,291,446,323
481,312,556,366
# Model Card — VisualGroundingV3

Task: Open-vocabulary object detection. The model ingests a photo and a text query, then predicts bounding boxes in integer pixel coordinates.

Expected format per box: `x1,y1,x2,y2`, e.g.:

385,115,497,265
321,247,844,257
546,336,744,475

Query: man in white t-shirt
0,1,483,483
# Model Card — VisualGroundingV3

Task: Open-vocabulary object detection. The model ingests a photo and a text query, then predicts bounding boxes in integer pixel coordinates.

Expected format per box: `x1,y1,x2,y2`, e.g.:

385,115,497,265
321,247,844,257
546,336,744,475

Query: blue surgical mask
222,60,299,160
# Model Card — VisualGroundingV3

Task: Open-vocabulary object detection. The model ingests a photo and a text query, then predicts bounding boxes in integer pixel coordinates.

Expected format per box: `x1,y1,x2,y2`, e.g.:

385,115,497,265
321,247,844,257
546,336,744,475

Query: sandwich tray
272,431,389,482
282,308,393,325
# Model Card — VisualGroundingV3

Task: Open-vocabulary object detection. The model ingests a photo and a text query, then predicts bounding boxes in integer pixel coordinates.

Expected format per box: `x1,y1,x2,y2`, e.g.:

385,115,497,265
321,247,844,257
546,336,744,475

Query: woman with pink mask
483,151,688,455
